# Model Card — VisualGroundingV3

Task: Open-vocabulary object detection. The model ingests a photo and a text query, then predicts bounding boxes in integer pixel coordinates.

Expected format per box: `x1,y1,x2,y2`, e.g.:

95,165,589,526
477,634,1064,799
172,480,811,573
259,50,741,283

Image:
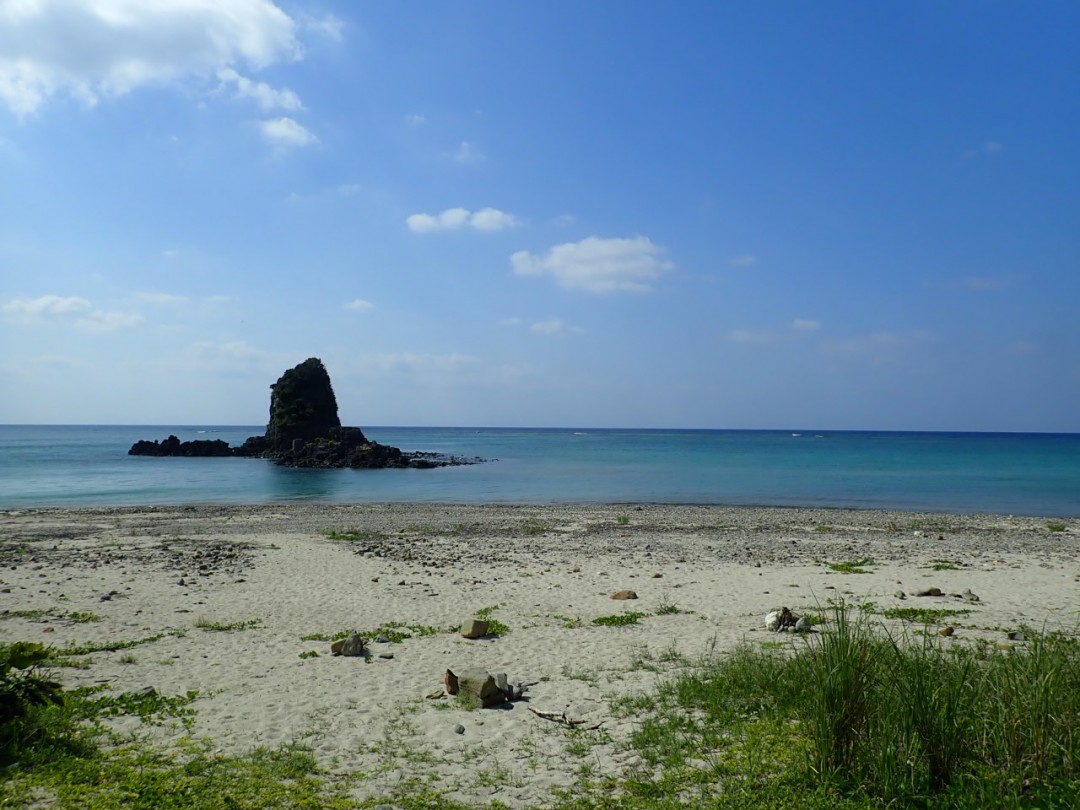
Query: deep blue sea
0,425,1078,516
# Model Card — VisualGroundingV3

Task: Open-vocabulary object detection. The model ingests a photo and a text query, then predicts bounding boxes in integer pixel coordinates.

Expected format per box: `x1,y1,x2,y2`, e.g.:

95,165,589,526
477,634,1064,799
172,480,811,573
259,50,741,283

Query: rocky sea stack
129,358,479,469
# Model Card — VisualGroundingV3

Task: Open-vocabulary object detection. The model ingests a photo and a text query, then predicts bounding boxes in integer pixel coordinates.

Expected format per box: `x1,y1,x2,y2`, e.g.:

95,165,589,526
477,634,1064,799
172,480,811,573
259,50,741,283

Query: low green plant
65,611,101,623
878,606,973,623
521,518,553,536
555,614,583,629
826,558,874,574
195,617,262,632
0,609,50,621
593,612,647,627
926,558,963,571
54,632,171,656
474,604,509,636
654,601,681,615
320,528,387,543
616,514,631,526
1,642,63,734
299,650,319,659
1047,520,1067,533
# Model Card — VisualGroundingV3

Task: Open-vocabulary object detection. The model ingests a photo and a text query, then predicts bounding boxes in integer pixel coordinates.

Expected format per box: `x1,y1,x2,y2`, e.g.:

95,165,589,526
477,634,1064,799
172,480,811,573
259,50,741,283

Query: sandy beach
2,504,1077,807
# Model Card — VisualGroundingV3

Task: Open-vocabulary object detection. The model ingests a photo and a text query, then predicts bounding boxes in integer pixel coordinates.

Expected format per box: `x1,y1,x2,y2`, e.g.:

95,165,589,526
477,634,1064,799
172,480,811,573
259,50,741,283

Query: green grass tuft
593,612,648,627
826,558,875,574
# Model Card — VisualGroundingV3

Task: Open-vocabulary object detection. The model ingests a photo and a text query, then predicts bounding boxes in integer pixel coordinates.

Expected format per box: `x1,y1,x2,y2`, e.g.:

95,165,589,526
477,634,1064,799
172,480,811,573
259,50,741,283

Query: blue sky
1,1,1077,431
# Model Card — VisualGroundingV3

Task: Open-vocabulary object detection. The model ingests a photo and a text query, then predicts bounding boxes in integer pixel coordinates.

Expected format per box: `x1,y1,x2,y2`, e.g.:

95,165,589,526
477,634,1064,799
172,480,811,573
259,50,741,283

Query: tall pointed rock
265,358,343,449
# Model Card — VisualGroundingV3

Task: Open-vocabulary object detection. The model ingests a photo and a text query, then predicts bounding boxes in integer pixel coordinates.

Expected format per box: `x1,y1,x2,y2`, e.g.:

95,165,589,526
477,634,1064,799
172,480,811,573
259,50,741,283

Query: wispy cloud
728,255,758,268
2,294,142,332
132,291,189,306
218,68,302,112
964,140,1004,160
406,207,518,233
451,140,484,164
960,275,1018,291
343,298,374,311
512,236,674,294
530,318,581,337
730,319,822,345
820,330,933,365
356,352,478,374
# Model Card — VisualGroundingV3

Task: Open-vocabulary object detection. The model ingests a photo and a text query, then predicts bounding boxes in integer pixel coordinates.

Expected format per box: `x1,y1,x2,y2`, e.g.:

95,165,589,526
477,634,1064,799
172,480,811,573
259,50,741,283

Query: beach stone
444,669,459,695
794,616,811,633
915,587,943,597
894,590,906,599
340,633,366,656
939,626,955,637
611,590,638,600
331,633,366,656
454,724,465,734
960,588,980,602
458,669,506,707
460,619,489,639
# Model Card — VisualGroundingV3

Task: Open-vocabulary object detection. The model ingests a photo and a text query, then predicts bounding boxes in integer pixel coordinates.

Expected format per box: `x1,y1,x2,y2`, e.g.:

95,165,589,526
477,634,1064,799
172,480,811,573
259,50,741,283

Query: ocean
0,425,1078,516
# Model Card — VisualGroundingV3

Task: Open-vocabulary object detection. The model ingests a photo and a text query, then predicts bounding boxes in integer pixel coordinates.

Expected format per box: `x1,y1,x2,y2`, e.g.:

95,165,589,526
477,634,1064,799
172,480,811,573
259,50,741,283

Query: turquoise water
0,425,1078,516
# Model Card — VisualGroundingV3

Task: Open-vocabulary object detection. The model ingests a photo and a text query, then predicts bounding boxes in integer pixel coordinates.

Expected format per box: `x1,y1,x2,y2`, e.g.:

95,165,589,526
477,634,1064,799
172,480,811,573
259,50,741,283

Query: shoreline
2,504,1077,806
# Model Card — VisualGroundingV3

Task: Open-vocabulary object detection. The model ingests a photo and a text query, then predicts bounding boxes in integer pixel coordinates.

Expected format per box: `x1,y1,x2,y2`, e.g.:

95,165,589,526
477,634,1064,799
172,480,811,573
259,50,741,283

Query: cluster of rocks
764,606,812,633
444,668,527,707
129,358,482,469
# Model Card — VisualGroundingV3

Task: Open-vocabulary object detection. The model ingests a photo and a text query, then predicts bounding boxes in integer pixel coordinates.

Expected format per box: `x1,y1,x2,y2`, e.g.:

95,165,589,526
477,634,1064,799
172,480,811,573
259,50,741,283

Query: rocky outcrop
128,436,233,457
264,357,342,451
129,357,481,469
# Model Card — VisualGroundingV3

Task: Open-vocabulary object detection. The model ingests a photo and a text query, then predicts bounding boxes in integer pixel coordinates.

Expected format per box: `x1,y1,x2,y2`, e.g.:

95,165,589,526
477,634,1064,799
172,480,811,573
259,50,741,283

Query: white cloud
359,352,477,374
728,255,758,267
76,310,144,332
132,291,189,306
511,235,674,293
260,116,316,147
299,12,344,41
470,207,519,231
344,298,374,311
3,295,91,317
791,319,821,332
0,0,301,117
530,318,580,336
218,67,301,111
406,207,517,233
3,293,142,332
405,113,426,126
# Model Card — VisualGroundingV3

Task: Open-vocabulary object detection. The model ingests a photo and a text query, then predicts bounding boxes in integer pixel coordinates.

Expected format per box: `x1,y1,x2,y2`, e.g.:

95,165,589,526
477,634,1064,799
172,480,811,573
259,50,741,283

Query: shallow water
1,425,1078,516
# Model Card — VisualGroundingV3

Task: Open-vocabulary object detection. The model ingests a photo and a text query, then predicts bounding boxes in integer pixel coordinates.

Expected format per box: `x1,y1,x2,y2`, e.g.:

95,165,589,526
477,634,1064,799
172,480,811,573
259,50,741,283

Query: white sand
2,505,1077,806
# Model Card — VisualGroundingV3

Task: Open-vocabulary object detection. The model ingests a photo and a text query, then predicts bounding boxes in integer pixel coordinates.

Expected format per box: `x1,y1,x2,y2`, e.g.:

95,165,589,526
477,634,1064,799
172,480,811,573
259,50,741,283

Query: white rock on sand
1,504,1076,807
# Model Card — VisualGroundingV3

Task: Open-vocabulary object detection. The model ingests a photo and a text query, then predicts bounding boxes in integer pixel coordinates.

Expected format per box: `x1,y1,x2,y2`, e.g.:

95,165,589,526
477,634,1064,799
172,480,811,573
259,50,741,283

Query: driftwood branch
527,707,602,730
